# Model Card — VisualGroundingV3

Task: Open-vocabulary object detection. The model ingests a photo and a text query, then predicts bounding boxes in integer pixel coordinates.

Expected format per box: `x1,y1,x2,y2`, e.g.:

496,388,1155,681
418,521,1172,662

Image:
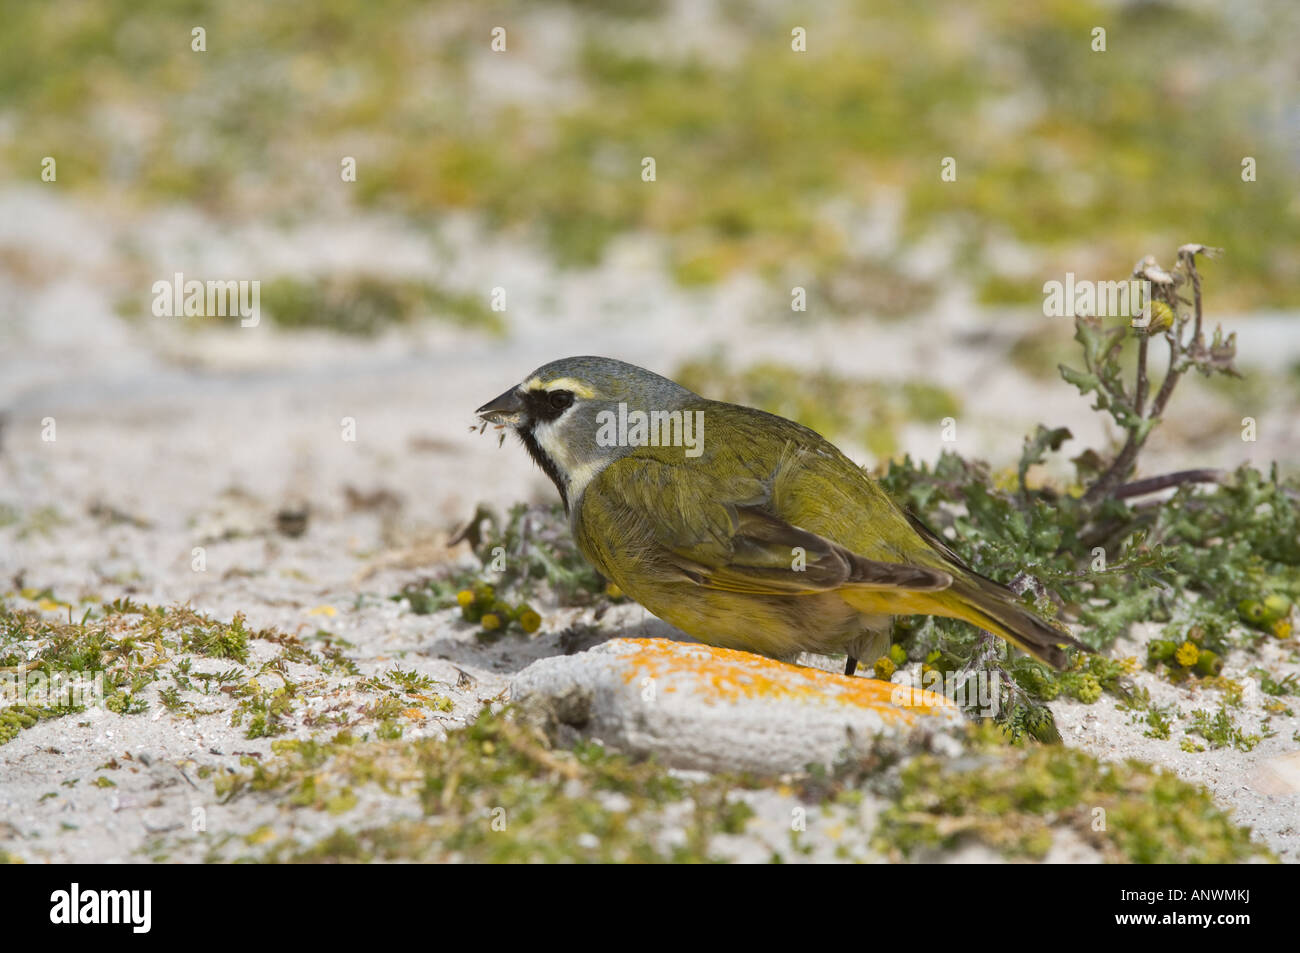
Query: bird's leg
844,656,858,677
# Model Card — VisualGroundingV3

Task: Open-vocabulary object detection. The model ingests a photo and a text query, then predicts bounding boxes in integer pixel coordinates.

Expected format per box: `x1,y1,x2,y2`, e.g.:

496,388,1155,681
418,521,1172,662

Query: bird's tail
943,573,1087,670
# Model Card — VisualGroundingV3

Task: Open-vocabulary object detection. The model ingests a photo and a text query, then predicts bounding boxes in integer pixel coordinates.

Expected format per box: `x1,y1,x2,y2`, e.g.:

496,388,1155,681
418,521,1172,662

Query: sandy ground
2,188,1298,862
1054,628,1300,862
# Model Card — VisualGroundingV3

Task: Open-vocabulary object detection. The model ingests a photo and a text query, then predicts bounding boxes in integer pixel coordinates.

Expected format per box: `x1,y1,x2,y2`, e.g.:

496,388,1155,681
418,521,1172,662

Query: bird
474,355,1087,674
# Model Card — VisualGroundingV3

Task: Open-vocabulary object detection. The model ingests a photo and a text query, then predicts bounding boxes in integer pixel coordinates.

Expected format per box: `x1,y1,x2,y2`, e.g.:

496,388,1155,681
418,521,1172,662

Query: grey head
475,356,698,511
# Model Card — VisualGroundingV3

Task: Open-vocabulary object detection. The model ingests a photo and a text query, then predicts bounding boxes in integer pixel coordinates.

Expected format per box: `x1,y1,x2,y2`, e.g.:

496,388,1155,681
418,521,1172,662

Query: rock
509,637,962,775
1249,751,1300,795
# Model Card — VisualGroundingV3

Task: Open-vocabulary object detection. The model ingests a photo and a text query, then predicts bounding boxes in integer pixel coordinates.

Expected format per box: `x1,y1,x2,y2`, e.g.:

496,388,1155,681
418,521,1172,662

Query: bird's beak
475,386,527,426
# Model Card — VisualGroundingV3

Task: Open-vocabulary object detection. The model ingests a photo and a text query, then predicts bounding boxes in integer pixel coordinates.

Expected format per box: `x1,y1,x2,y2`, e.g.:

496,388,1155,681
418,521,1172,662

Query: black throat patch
518,425,569,512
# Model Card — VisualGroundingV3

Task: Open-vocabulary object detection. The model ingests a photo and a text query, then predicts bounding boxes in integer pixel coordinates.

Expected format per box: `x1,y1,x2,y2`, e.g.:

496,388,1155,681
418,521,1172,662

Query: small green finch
475,356,1085,674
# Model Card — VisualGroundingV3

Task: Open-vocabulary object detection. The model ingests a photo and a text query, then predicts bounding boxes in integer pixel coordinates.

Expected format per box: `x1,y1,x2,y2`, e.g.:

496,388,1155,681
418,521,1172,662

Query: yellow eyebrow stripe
523,376,596,398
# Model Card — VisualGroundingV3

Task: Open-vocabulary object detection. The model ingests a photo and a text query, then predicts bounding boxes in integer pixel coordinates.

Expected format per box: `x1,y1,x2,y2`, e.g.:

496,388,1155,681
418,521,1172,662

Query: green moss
5,3,1293,305
231,683,297,740
104,691,147,715
0,595,367,745
1139,707,1176,741
12,507,68,540
383,667,436,693
180,613,251,664
1187,706,1261,752
978,274,1048,307
1253,669,1299,697
874,726,1270,862
209,708,751,862
0,706,50,744
258,275,504,337
186,699,1274,864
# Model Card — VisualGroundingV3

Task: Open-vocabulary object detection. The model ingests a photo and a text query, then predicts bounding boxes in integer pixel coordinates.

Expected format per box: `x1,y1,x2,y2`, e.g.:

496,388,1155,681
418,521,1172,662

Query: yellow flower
1148,300,1175,332
1174,640,1200,668
481,613,501,631
873,656,896,681
518,609,542,634
456,589,475,608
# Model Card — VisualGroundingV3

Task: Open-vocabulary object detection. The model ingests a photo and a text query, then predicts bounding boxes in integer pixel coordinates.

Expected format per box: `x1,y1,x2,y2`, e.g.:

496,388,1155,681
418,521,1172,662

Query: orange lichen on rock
612,637,954,721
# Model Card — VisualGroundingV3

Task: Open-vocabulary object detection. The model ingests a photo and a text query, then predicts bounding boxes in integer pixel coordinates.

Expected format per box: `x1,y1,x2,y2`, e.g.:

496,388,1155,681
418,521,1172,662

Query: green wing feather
575,399,1088,669
576,401,951,597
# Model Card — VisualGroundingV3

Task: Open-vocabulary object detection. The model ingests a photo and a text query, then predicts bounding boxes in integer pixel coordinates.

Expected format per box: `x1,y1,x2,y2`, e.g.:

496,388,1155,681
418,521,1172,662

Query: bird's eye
547,389,575,412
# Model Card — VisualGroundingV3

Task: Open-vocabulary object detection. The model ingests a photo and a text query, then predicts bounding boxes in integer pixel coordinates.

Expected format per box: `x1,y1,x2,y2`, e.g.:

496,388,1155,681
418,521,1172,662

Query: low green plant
397,502,619,633
880,247,1298,738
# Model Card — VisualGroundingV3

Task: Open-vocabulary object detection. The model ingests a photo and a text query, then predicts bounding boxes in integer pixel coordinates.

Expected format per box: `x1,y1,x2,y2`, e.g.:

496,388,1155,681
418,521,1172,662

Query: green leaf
1058,363,1100,395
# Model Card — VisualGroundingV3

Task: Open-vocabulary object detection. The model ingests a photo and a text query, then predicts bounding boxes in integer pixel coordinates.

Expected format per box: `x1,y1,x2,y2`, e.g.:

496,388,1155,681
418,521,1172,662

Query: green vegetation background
4,0,1297,310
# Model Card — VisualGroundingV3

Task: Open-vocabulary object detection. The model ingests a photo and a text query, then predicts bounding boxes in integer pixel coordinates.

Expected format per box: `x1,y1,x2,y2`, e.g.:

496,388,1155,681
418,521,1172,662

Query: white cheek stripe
564,459,605,503
531,418,602,502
